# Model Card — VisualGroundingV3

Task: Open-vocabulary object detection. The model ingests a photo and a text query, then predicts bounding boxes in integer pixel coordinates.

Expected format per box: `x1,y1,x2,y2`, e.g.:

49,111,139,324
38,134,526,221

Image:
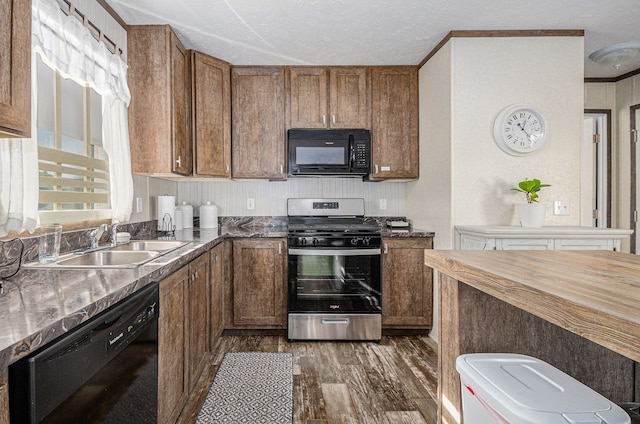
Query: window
36,55,112,224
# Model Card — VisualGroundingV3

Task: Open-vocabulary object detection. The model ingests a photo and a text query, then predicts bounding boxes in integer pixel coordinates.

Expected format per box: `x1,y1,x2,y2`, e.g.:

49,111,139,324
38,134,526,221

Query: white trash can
456,353,631,424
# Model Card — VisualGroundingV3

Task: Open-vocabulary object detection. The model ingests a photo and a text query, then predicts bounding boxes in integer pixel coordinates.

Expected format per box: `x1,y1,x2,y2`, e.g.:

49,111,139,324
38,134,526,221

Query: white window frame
37,63,112,225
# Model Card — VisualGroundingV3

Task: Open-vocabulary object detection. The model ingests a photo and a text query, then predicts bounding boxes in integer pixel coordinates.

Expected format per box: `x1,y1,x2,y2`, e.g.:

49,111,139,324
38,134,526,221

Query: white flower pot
517,203,546,228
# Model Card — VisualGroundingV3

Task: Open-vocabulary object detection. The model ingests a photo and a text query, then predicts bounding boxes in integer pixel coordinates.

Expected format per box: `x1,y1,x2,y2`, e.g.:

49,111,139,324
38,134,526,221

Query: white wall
130,177,407,221
409,35,585,250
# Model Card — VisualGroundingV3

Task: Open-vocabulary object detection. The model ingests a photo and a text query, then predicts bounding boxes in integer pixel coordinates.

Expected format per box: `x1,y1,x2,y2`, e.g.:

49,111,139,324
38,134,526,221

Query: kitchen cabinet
192,51,231,177
231,238,287,328
0,0,31,138
210,242,226,350
231,66,286,179
455,226,633,251
128,25,192,176
382,237,433,329
287,67,369,129
370,66,419,180
187,253,209,393
158,266,189,424
0,370,7,424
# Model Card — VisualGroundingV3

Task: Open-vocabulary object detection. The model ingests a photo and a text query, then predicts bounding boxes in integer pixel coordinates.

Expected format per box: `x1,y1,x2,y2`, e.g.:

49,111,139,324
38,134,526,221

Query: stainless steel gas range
287,198,382,341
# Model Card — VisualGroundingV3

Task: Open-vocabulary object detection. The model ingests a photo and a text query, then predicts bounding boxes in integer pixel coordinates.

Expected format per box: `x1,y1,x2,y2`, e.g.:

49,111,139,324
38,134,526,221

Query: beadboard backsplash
131,176,407,222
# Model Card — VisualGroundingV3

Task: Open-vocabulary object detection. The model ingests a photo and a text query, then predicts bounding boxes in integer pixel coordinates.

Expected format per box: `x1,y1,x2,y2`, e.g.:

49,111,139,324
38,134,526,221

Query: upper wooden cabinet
128,25,192,176
370,66,419,180
231,66,286,179
192,51,231,177
0,0,31,138
287,67,369,129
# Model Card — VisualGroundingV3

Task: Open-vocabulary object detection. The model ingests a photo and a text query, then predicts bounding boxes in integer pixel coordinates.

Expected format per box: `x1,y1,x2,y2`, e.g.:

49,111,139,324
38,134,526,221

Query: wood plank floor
179,335,438,424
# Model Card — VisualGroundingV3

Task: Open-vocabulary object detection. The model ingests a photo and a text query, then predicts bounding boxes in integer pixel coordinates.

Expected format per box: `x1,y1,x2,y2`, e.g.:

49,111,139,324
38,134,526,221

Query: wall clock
493,105,548,156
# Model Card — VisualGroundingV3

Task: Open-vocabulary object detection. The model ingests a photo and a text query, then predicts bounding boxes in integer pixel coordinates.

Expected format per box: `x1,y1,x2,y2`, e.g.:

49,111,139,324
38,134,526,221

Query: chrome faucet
89,224,108,248
111,221,120,246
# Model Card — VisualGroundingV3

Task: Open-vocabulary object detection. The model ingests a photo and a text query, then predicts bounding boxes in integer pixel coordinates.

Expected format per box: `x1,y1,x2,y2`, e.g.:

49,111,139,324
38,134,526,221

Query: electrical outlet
246,198,255,210
553,200,569,216
135,197,143,213
379,199,387,210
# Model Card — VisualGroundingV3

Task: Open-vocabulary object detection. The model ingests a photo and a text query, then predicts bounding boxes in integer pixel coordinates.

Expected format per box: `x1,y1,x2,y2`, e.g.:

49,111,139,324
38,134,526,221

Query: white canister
176,201,193,229
174,209,184,230
200,201,218,228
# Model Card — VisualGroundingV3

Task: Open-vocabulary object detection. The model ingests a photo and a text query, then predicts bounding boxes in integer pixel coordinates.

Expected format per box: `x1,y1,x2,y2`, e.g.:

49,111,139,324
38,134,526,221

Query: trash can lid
456,353,631,424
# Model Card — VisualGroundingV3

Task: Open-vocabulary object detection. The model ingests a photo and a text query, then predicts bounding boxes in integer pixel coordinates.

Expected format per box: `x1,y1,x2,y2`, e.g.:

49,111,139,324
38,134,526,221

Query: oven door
287,247,381,313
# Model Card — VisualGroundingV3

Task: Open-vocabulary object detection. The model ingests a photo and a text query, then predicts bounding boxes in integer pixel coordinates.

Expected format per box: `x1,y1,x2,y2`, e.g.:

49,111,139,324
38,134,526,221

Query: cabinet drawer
554,239,616,250
496,238,553,250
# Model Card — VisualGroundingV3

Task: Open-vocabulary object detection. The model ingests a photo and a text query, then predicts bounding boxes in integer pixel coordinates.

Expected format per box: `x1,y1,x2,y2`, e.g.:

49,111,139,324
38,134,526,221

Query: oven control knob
312,238,319,247
299,237,307,246
350,238,359,246
362,237,370,246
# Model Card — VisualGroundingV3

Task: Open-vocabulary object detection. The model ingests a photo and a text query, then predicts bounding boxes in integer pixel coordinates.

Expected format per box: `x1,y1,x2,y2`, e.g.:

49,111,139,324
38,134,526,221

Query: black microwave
288,129,371,177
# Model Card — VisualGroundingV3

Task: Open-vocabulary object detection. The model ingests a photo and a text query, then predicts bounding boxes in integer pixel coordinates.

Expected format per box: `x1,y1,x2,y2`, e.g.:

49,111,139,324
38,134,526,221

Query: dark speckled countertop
0,223,432,370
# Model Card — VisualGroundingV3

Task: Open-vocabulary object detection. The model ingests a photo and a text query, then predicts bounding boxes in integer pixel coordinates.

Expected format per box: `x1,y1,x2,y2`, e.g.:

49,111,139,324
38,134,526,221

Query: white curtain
32,0,133,222
0,55,40,238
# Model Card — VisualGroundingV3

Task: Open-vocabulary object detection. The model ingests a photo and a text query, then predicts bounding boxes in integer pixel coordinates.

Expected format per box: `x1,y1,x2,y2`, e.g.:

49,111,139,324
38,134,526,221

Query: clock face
493,105,547,156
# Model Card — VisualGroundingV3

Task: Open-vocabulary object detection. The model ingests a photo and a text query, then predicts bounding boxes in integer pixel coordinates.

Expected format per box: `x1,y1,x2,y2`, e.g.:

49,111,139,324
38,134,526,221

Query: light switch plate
379,199,387,210
246,198,255,210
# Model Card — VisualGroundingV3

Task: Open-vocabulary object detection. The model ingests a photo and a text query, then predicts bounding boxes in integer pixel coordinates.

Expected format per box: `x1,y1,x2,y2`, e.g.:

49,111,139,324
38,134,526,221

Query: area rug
196,352,293,424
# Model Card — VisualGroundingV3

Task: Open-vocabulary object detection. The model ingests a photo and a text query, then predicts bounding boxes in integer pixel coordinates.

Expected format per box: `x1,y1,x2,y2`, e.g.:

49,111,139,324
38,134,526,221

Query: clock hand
517,122,536,144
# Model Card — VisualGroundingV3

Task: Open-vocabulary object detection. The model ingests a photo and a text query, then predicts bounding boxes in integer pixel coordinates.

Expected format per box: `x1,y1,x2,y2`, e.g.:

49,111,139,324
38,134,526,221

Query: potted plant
511,178,551,227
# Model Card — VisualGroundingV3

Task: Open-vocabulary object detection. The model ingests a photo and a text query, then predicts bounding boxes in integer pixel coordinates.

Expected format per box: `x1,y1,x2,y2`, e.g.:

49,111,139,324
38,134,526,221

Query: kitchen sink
28,240,190,269
109,240,188,253
55,250,161,268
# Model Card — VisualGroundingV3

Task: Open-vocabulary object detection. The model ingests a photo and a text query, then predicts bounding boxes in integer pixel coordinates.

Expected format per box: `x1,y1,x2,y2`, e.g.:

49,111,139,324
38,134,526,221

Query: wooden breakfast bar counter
424,250,640,423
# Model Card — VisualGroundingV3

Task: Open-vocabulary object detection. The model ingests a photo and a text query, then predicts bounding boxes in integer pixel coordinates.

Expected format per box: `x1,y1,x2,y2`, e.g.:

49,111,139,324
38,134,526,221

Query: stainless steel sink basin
56,250,160,268
109,240,188,252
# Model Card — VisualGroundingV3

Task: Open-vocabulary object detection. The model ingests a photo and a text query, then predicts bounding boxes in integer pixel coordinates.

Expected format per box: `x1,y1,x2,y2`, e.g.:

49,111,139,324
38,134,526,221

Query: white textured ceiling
106,0,640,78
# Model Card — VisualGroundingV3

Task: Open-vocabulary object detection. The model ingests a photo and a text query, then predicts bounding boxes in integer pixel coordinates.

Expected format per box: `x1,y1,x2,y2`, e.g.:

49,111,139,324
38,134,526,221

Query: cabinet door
232,67,286,179
232,238,286,327
0,369,8,424
210,243,225,350
187,253,209,393
128,25,192,176
370,66,418,180
170,31,192,175
192,51,231,177
0,0,31,137
382,238,433,328
288,67,328,128
329,67,369,129
159,266,189,424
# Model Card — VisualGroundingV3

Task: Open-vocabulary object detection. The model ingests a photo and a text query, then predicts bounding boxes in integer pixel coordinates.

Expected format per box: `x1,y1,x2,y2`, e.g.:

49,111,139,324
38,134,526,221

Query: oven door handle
288,248,381,256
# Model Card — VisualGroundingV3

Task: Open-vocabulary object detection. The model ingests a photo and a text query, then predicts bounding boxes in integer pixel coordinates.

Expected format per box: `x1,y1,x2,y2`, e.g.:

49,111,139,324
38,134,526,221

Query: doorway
584,110,611,228
631,104,640,253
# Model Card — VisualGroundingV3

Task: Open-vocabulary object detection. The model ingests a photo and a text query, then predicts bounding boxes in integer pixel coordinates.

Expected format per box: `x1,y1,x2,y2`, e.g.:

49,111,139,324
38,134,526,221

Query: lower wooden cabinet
231,238,287,328
159,266,189,424
187,253,210,393
382,237,433,329
210,242,227,349
0,370,8,424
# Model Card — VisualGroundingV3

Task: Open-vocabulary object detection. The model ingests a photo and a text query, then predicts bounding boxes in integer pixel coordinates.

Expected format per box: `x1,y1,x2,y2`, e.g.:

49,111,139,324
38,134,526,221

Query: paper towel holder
157,213,176,237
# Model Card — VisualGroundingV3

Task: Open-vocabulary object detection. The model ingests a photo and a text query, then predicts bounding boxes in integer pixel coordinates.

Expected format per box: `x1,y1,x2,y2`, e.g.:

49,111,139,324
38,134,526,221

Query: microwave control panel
354,142,369,168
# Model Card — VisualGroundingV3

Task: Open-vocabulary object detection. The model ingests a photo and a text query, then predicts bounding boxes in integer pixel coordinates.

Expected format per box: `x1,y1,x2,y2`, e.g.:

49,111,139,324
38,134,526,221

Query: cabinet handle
280,164,284,174
332,115,336,124
224,163,229,174
374,164,379,174
278,242,282,255
383,243,388,254
322,115,326,125
176,155,182,167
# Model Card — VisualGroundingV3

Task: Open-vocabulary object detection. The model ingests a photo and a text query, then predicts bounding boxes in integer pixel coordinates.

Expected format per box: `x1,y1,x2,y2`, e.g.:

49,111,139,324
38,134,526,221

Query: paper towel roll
200,201,218,228
157,195,176,231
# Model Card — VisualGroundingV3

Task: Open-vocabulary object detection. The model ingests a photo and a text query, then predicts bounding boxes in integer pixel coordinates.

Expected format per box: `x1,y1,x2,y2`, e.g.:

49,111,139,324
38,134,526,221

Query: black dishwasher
9,282,159,424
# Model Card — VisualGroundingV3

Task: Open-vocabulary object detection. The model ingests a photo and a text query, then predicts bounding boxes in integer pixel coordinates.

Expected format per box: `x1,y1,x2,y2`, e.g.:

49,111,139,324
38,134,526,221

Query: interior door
632,105,640,253
584,112,609,228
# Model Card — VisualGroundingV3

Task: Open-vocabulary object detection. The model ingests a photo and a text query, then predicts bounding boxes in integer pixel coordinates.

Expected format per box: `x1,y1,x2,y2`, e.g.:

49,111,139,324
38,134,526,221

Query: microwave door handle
348,134,355,170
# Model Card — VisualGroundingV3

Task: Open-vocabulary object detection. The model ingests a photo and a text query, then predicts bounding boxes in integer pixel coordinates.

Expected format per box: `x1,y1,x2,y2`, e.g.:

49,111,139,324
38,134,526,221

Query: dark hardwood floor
179,335,438,424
